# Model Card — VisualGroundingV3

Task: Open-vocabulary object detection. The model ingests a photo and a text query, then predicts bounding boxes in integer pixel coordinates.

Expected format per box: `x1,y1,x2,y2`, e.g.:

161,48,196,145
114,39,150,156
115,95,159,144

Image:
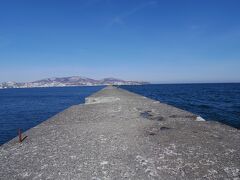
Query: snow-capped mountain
0,76,149,89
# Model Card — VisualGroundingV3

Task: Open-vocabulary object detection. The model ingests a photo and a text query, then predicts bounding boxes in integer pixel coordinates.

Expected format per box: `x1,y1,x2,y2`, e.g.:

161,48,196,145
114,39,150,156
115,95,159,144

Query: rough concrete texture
0,86,239,180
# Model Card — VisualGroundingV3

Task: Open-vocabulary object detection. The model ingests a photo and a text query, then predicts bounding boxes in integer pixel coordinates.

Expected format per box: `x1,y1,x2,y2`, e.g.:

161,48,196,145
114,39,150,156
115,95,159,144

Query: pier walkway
0,86,239,179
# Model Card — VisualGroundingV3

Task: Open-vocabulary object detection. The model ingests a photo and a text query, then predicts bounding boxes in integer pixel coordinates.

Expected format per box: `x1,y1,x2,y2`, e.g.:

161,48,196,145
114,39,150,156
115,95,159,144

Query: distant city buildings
0,76,149,89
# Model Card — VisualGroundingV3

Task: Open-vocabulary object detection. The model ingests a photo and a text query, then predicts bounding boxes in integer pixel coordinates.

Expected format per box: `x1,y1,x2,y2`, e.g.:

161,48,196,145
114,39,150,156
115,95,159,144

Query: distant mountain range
0,76,149,89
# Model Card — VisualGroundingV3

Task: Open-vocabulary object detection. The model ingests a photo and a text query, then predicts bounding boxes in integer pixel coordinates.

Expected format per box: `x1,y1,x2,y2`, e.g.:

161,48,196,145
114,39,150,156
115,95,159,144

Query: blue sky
0,0,240,83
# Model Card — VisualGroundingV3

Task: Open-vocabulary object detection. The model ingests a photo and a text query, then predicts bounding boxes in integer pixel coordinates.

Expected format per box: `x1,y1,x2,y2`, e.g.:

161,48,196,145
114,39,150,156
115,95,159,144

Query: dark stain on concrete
169,114,196,120
140,111,165,121
160,127,171,131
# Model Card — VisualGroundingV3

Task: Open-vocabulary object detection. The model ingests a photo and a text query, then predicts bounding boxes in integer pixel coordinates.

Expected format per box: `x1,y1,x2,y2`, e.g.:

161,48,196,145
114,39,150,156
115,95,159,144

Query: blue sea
0,84,239,145
0,86,104,145
121,83,240,129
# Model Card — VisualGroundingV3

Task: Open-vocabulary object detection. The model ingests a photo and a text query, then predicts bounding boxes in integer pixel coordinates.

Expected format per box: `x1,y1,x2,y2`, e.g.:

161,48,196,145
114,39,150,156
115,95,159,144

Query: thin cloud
108,1,158,27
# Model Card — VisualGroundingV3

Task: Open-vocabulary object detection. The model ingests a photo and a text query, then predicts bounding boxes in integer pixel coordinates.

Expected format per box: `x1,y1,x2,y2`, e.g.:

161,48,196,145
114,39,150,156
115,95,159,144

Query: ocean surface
0,86,104,145
121,83,240,129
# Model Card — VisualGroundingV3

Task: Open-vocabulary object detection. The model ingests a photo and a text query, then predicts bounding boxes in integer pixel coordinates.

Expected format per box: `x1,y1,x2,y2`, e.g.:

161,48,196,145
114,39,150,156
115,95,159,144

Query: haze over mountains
0,76,149,89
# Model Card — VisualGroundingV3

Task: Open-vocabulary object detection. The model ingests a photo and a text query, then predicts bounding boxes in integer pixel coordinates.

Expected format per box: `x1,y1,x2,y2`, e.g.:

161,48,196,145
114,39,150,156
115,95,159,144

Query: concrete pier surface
0,86,239,179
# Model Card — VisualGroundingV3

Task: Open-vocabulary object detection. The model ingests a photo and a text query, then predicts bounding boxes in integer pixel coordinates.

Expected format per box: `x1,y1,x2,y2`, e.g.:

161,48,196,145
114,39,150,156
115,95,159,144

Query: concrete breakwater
0,86,239,179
